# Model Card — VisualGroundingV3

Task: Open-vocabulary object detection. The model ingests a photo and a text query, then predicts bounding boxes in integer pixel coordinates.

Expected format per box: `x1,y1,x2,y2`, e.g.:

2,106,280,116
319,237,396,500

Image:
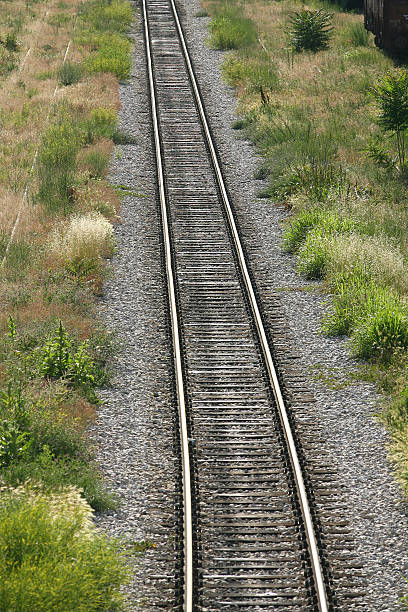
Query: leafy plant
37,321,96,390
371,70,408,169
82,107,117,144
0,424,31,468
286,9,333,53
3,32,18,52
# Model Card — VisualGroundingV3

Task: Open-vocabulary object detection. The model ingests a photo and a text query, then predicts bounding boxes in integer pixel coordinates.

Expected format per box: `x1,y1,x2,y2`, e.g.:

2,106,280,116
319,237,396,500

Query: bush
57,61,83,86
371,70,408,168
209,11,257,50
0,485,128,610
286,9,333,53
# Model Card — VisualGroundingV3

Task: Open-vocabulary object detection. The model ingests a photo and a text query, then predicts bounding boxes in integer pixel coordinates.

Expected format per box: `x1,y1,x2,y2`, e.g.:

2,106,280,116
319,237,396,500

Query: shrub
57,61,83,86
0,485,128,610
209,12,257,50
51,212,115,262
371,70,408,168
286,9,333,53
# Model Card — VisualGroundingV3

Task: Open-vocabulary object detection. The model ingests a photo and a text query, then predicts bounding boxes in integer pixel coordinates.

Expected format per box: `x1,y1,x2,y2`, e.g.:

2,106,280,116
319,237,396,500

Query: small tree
371,70,408,169
286,9,333,53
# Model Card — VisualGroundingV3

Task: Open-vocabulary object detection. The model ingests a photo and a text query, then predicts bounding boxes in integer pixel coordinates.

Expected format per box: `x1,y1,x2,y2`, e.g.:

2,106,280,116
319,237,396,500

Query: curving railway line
140,0,365,609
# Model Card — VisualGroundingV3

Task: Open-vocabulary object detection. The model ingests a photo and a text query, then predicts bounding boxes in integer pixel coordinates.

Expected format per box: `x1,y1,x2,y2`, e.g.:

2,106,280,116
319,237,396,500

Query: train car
365,0,408,52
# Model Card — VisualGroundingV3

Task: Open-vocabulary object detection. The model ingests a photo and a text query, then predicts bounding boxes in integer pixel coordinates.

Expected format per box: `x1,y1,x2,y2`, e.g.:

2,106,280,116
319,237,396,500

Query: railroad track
141,0,365,609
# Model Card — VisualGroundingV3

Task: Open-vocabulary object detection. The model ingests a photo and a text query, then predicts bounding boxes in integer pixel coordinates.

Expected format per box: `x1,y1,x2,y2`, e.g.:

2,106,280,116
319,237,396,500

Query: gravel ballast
92,0,408,609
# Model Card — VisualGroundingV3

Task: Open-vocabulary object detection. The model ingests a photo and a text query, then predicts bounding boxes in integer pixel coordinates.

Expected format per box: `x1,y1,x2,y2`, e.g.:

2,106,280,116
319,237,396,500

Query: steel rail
168,1,329,610
141,1,194,611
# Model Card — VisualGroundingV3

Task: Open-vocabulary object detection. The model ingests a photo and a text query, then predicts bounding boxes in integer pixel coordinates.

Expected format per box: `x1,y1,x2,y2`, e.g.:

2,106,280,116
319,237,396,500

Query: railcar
365,0,408,52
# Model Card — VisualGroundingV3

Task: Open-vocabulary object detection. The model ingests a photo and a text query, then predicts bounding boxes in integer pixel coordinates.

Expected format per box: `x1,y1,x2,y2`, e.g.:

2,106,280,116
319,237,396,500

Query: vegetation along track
142,0,366,609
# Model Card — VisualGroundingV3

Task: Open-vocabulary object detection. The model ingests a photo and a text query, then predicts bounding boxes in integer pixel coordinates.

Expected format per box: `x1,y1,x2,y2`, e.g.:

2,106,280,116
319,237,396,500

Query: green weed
283,208,355,253
112,127,136,144
297,227,331,279
322,273,400,337
82,107,117,144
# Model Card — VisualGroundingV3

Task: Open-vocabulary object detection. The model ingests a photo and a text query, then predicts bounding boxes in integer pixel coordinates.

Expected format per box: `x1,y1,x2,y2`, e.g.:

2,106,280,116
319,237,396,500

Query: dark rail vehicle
365,0,408,52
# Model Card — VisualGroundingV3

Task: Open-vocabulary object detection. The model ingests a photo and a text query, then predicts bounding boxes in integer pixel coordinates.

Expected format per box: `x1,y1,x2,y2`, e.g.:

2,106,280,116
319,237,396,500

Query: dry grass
50,211,115,262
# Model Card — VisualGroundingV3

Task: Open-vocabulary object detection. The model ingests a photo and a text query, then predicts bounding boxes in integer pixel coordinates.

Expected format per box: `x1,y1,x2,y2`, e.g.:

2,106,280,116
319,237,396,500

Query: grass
0,0,134,606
